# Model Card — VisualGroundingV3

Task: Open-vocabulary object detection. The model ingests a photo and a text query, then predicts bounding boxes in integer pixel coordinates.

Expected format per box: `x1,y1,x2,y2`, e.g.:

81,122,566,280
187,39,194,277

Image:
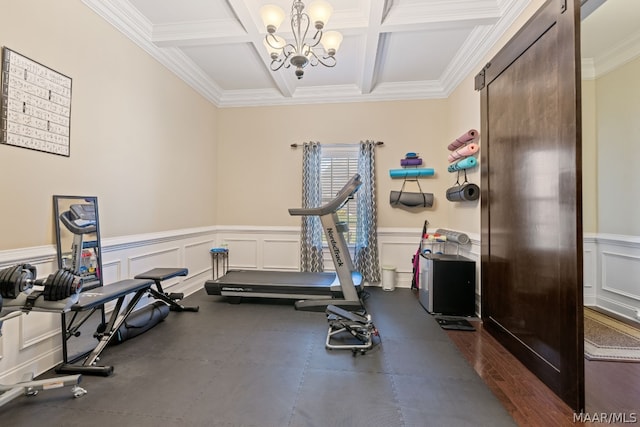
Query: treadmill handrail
288,174,362,217
60,210,97,234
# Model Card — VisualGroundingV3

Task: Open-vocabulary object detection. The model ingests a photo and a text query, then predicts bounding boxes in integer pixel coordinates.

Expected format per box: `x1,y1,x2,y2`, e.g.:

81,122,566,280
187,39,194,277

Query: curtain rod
290,141,384,148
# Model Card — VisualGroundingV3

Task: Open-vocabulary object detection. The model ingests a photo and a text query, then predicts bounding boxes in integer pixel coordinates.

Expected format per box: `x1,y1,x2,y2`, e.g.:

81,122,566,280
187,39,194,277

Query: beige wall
445,74,482,233
0,0,219,250
594,55,640,235
216,100,470,231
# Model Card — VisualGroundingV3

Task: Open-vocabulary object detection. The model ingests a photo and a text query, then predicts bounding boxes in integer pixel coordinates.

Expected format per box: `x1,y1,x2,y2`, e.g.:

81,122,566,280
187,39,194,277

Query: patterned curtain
300,141,324,272
355,140,381,282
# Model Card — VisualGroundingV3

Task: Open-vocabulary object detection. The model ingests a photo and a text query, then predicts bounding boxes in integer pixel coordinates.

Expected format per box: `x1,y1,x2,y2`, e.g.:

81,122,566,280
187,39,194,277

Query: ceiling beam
359,0,388,94
151,19,252,47
226,0,295,98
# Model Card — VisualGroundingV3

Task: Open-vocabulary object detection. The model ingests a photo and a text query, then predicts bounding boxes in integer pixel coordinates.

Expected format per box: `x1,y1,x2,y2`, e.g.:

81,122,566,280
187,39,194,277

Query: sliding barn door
476,0,584,411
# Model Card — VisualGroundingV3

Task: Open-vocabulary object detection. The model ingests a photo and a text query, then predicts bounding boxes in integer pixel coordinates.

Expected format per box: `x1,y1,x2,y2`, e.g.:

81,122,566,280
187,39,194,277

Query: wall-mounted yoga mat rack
389,168,435,178
446,129,480,203
448,143,479,163
448,129,478,151
400,158,423,166
447,157,477,172
446,182,480,202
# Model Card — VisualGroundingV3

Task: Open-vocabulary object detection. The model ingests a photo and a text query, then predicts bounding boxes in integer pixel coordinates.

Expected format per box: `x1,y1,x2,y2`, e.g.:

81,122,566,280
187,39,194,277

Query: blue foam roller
389,168,435,178
447,157,477,172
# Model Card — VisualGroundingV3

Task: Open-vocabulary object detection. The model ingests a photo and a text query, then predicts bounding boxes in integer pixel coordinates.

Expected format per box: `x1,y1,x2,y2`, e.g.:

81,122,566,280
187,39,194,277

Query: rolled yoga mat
109,301,170,345
435,228,471,245
448,143,479,163
390,191,434,208
400,158,423,166
389,168,435,178
447,157,477,172
446,183,480,202
448,129,479,151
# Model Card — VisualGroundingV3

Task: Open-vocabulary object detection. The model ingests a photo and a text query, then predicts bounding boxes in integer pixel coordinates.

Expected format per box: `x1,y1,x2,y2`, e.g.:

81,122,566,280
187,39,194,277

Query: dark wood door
476,0,584,411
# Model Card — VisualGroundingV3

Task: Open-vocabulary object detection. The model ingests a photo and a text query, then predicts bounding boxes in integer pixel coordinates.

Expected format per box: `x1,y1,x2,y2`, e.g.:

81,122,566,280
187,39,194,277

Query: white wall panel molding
102,226,217,253
19,312,60,350
128,247,182,277
601,251,640,302
221,237,259,269
582,242,597,305
185,240,216,278
591,234,640,322
0,245,56,266
263,238,300,270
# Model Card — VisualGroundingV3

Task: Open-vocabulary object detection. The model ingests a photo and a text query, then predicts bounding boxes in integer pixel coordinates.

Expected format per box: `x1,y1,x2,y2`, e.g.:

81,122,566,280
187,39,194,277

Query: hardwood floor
444,319,640,427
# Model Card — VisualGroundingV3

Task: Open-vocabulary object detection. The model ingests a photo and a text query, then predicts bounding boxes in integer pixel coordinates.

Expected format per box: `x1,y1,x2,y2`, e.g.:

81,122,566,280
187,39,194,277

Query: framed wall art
1,47,72,156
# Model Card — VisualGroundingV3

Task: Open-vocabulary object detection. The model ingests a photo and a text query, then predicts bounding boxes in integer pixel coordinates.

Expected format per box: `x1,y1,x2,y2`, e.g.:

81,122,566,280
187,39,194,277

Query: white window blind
321,145,359,245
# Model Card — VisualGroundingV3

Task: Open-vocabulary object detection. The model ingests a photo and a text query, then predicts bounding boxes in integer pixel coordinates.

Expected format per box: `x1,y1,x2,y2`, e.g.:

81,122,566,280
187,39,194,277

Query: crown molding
591,30,640,79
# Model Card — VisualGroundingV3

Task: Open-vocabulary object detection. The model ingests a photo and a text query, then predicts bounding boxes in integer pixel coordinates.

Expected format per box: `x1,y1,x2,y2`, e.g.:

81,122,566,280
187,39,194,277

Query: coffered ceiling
81,0,531,107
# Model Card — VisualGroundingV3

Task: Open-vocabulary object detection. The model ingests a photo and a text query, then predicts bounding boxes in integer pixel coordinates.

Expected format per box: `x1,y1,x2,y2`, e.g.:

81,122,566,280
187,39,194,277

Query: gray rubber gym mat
0,288,516,427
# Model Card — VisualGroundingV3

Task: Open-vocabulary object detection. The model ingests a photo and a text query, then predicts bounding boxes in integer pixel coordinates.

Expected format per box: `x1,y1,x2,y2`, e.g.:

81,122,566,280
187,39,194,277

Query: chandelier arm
265,33,283,50
291,9,311,54
312,52,337,68
281,48,295,69
307,30,323,49
269,44,296,71
270,58,286,71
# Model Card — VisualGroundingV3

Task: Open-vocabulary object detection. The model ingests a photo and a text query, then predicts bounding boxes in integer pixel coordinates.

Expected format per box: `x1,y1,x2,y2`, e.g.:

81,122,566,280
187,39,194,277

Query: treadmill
205,174,364,311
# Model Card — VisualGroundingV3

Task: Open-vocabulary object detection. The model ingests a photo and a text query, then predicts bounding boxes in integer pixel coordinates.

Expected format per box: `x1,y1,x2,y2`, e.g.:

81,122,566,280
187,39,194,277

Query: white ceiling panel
81,0,532,107
379,28,474,82
182,43,274,90
129,0,229,23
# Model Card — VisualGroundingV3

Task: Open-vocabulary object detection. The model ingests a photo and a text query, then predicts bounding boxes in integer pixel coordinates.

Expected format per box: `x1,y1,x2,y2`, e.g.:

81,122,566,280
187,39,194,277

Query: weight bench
1,265,193,377
325,304,377,356
1,278,157,377
135,268,198,312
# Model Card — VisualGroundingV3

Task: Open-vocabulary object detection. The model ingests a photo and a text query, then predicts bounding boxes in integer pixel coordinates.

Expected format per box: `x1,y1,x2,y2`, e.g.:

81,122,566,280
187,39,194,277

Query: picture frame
0,47,72,156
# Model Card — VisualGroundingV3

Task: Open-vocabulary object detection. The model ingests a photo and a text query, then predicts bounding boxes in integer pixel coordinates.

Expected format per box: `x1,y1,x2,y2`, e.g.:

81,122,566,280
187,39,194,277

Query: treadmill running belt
217,270,336,286
206,270,339,297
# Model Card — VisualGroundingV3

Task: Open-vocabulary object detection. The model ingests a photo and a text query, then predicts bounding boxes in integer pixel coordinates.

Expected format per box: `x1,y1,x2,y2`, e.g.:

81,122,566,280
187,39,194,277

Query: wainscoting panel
16,259,61,350
101,259,123,285
184,239,215,278
601,251,640,301
19,312,59,350
263,239,299,270
594,234,640,322
128,247,182,277
583,237,597,305
222,238,259,269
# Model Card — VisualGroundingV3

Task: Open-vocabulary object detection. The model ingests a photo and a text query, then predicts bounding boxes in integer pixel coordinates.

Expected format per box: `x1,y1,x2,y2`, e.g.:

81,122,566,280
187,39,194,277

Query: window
320,145,359,245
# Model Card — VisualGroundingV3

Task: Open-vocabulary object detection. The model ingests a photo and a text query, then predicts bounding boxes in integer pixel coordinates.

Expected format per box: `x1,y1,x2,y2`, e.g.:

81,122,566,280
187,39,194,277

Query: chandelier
260,1,343,79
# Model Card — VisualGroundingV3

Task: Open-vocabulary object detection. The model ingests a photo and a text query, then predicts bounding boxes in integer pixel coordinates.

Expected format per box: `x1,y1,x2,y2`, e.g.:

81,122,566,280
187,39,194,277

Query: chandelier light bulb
321,31,343,55
260,4,286,33
307,0,333,29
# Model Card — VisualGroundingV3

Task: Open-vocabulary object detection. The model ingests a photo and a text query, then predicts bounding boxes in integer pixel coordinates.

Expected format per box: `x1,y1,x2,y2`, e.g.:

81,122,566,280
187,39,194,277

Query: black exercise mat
436,317,476,331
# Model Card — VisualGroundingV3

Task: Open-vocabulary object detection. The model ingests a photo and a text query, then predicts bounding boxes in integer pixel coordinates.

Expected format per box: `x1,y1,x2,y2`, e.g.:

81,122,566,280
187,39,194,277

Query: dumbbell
0,264,82,301
0,264,37,299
